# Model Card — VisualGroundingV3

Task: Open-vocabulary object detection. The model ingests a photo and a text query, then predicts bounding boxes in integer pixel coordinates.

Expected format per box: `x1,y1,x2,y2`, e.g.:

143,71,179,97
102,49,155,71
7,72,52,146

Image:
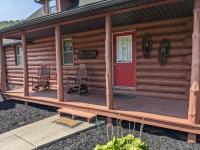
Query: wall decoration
159,39,171,65
142,33,153,58
78,49,98,59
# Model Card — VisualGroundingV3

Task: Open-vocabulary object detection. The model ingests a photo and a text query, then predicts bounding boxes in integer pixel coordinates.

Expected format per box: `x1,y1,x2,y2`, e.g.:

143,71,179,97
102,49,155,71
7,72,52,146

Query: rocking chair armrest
32,76,39,80
67,77,76,81
64,77,76,86
31,77,39,81
82,77,88,80
79,77,88,85
32,76,40,85
79,77,88,82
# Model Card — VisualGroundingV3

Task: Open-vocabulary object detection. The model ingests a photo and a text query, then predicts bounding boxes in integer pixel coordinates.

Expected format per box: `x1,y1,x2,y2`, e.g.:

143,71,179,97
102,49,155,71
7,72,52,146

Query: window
116,35,132,63
62,39,73,65
48,0,57,14
16,45,23,66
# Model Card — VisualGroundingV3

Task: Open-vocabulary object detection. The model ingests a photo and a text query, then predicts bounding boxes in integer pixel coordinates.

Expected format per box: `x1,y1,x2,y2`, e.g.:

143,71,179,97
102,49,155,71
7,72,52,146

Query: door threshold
113,87,136,95
114,86,135,90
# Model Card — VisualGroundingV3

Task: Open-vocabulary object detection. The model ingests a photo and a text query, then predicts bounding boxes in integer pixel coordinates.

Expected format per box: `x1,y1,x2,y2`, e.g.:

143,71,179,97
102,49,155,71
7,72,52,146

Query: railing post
0,37,6,92
105,14,113,110
22,32,29,96
55,25,64,102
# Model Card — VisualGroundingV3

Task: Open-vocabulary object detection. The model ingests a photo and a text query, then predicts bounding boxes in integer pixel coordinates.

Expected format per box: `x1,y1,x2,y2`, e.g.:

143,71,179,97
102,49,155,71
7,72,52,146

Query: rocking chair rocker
66,64,88,95
32,66,50,92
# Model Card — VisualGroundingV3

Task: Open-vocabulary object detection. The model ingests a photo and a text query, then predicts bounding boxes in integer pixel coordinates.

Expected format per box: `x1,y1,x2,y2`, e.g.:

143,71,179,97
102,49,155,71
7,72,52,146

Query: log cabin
0,0,200,143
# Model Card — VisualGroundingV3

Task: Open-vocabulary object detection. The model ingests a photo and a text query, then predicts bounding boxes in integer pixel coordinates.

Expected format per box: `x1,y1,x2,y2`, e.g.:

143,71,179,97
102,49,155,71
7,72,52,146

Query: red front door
113,31,136,87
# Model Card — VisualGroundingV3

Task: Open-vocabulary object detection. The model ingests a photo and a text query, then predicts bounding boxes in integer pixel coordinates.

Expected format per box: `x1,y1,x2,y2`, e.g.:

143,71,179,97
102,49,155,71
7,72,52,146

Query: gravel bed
38,120,200,150
0,99,57,134
1,98,200,150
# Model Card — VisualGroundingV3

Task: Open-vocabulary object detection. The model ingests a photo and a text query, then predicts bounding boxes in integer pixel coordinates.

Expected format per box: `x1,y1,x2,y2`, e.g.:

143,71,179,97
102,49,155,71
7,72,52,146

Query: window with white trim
48,0,57,14
16,45,23,66
62,39,73,65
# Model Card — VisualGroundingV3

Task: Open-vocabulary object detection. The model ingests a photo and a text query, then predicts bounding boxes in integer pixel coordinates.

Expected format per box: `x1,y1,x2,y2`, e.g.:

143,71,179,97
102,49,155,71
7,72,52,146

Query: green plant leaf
95,134,149,150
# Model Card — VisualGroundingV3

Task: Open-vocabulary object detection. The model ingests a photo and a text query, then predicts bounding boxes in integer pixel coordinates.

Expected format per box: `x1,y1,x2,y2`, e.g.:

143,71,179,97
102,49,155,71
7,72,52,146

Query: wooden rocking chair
66,64,88,95
32,66,50,92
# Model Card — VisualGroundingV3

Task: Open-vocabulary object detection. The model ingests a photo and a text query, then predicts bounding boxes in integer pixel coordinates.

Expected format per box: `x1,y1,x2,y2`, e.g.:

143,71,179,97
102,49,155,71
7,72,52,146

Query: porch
1,0,200,143
5,87,200,136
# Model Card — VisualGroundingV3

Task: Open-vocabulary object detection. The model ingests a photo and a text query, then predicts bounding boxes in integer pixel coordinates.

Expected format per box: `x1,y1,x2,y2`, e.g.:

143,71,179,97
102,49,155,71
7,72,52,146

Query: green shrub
95,134,149,150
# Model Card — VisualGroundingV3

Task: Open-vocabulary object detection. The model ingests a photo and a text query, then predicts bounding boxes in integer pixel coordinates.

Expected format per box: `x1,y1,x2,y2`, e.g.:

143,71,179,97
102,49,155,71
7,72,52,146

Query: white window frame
16,45,23,66
62,38,74,65
48,0,57,14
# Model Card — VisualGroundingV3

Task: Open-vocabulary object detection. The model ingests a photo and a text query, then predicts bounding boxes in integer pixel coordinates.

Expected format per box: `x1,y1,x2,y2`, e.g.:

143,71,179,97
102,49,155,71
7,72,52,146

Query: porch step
58,108,97,123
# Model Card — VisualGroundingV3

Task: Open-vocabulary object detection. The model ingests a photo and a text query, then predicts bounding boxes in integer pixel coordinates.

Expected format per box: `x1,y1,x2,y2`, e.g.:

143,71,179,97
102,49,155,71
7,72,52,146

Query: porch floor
6,87,189,118
5,88,200,134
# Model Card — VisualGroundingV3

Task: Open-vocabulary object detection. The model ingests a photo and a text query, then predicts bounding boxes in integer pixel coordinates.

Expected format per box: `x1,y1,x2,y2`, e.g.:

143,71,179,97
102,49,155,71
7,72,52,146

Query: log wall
4,17,193,100
134,18,192,100
63,29,106,90
5,46,23,89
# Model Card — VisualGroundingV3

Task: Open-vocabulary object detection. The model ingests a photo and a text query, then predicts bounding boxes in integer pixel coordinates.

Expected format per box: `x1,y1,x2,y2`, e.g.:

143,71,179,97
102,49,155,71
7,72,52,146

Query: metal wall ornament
142,33,153,58
159,39,171,65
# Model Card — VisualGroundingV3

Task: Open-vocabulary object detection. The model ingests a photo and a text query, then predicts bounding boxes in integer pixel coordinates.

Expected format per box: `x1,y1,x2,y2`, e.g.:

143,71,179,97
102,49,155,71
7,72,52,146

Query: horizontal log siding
5,38,57,89
134,18,192,100
5,47,23,89
4,17,192,100
27,38,57,89
63,29,106,90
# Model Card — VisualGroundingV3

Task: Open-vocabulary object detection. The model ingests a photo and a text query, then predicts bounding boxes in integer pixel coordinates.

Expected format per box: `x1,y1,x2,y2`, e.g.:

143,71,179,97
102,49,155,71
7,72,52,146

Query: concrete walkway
0,115,98,150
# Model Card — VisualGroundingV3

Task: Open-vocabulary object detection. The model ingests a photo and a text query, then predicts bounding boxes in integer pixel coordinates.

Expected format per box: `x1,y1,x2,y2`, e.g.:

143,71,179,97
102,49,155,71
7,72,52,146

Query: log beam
188,0,200,125
107,117,113,126
0,37,6,92
55,25,64,101
21,32,29,96
188,133,197,144
105,15,113,110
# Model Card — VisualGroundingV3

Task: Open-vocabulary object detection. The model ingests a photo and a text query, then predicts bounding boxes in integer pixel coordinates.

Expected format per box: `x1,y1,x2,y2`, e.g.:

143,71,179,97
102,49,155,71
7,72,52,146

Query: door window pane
116,35,132,63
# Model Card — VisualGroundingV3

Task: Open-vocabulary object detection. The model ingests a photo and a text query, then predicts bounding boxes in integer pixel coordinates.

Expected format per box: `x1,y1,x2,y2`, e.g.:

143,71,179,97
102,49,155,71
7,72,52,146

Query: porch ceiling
4,0,194,41
112,0,193,26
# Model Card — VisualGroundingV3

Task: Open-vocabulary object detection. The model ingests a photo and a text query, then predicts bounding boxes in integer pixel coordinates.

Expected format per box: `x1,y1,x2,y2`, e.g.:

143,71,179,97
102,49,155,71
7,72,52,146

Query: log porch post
105,15,113,110
0,37,6,92
187,0,200,143
188,0,200,124
22,32,29,96
55,25,64,101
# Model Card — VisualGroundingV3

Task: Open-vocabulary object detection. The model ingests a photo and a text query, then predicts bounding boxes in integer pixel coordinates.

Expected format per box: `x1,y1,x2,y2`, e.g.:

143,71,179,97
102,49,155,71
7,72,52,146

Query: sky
0,0,41,21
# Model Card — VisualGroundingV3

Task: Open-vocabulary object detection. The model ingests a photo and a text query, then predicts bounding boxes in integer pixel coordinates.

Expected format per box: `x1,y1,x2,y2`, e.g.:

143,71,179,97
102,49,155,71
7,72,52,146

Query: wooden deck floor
5,88,200,135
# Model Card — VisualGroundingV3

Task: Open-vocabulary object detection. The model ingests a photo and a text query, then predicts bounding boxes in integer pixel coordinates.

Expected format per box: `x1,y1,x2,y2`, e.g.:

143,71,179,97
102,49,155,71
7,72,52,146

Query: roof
79,0,104,6
26,7,44,20
0,0,194,37
29,0,104,20
0,0,130,35
34,0,104,6
34,0,43,4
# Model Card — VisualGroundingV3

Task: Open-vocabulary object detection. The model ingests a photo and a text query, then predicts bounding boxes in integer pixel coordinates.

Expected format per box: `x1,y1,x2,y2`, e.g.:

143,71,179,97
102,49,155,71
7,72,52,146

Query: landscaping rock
1,99,200,150
38,120,200,150
0,99,57,134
